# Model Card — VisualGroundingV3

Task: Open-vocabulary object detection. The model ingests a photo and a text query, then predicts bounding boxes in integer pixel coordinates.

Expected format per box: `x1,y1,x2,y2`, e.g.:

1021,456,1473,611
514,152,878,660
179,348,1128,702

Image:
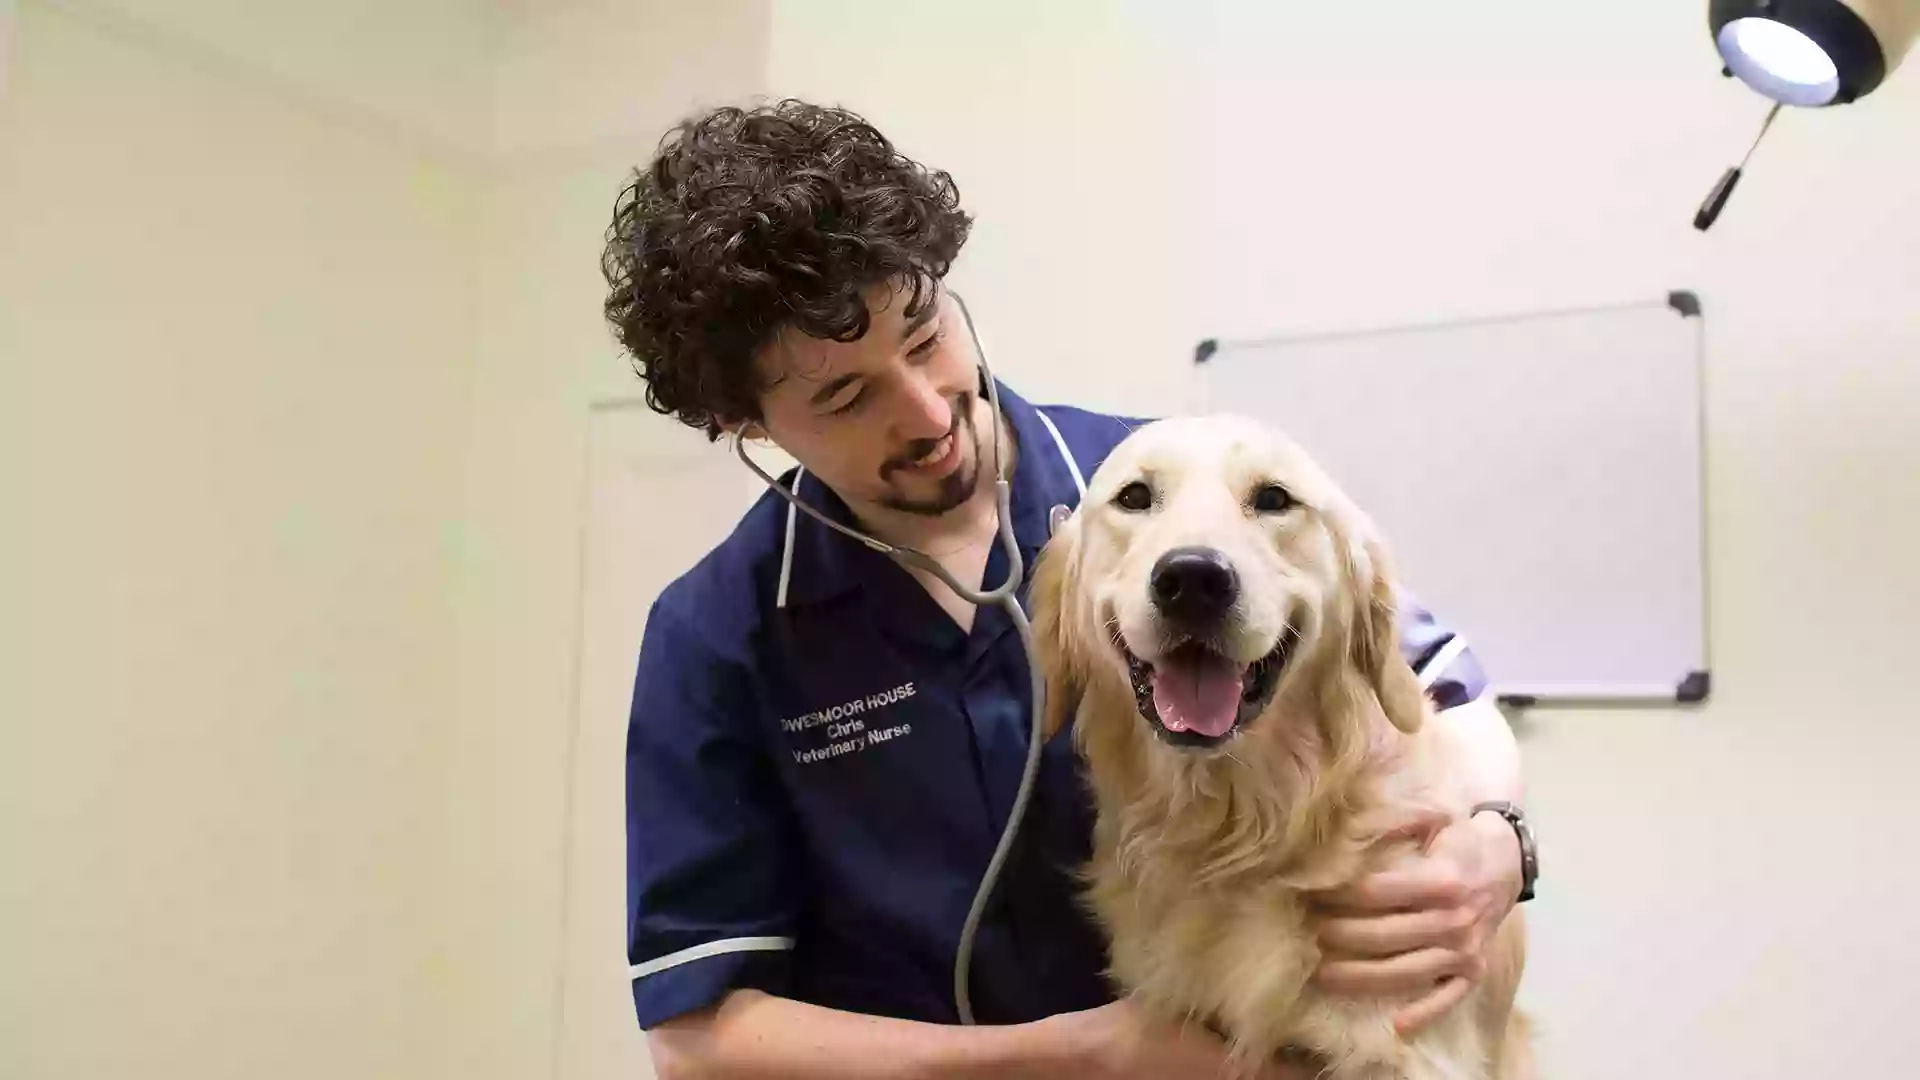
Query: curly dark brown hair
601,99,974,438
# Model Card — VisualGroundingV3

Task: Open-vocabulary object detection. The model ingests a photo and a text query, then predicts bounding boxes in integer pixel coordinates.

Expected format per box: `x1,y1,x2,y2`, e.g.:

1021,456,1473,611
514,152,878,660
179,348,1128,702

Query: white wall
1,0,16,100
0,1,491,1077
770,1,1920,1077
445,3,767,1077
2,2,767,1077
23,0,500,156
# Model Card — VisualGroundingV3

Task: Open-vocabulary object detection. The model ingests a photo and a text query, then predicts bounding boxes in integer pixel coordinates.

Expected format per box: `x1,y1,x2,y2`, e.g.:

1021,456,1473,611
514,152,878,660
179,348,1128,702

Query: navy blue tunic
623,381,1489,1029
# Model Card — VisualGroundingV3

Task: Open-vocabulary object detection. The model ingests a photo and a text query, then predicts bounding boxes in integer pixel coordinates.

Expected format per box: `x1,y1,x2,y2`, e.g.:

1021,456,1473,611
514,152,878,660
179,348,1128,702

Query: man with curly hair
602,98,1532,1079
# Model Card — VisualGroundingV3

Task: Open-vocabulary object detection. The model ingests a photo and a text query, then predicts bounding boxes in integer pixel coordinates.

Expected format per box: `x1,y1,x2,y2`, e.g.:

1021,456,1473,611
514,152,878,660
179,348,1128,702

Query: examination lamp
1695,0,1920,229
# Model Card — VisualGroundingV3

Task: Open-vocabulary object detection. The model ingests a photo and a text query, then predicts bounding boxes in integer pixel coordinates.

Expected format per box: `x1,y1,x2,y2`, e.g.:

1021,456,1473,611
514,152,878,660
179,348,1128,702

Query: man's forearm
1433,696,1525,805
645,989,1076,1080
1433,696,1530,903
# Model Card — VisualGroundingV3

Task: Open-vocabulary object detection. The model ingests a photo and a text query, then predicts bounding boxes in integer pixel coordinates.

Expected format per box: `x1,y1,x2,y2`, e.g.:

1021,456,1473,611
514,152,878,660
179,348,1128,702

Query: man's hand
1309,810,1523,1037
1041,998,1321,1080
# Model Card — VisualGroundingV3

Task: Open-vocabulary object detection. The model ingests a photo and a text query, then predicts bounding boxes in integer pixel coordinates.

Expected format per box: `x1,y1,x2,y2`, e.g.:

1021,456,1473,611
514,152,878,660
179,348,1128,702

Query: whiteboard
1195,294,1710,707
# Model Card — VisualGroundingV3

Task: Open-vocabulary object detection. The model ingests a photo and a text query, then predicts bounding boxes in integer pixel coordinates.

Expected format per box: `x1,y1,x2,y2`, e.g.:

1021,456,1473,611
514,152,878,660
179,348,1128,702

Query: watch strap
1472,800,1538,904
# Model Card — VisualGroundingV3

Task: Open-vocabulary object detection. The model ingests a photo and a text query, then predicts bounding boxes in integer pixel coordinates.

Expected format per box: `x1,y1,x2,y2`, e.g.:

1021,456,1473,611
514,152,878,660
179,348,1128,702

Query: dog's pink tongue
1150,651,1244,738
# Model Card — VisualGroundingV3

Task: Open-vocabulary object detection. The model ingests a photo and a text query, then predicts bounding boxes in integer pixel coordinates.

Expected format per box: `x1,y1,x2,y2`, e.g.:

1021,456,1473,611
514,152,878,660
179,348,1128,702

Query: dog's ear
1027,516,1087,743
1347,533,1429,735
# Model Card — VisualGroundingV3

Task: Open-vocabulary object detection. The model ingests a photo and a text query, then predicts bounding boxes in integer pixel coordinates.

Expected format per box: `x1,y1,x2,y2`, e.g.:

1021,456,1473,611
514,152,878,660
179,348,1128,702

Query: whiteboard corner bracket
1667,290,1703,318
1675,669,1712,704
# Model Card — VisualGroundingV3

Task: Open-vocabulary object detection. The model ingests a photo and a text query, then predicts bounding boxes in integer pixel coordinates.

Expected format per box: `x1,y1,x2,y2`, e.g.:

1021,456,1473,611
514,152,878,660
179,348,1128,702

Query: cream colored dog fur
1029,415,1532,1080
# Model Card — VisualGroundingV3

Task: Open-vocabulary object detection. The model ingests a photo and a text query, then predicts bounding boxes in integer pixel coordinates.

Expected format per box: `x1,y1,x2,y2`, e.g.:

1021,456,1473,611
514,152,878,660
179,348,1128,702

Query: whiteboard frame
1194,292,1713,711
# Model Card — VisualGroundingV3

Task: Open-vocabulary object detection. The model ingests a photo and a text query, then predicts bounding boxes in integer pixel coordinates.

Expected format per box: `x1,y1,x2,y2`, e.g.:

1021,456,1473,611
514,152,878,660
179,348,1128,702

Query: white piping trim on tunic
776,467,804,609
1033,409,1085,496
1417,634,1469,690
630,935,796,981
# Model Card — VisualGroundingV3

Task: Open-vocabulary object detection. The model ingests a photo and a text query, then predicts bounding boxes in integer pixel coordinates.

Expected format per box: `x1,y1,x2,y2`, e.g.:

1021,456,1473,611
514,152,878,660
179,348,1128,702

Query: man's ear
1027,517,1087,743
1346,530,1429,736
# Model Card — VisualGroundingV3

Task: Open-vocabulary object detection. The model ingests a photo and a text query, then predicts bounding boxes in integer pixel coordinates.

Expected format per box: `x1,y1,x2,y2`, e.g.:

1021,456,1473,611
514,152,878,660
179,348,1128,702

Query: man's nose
894,372,953,440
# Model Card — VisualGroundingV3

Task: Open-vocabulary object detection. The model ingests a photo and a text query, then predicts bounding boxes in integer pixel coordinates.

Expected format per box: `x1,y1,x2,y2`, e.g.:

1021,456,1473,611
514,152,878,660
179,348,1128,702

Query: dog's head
1030,415,1428,756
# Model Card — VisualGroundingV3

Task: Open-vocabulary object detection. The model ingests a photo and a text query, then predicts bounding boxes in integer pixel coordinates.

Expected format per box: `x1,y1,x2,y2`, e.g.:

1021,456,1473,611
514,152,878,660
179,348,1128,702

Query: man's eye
1112,481,1153,512
826,387,868,417
907,329,945,358
1251,483,1294,514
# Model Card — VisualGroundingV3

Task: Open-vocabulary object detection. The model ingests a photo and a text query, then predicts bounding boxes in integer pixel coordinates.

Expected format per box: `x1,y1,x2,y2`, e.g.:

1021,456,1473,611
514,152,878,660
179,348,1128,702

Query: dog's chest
1096,867,1321,1015
1109,876,1486,1079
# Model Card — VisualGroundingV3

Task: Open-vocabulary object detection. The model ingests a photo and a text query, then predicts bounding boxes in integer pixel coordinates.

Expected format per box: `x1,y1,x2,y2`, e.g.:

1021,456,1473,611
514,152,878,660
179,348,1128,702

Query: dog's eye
1112,481,1154,512
1251,483,1295,514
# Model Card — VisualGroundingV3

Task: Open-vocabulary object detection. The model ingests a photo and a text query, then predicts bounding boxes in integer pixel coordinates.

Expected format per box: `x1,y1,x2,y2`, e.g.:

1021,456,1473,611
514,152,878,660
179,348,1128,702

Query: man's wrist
990,1009,1101,1079
912,1011,1078,1080
1470,800,1536,903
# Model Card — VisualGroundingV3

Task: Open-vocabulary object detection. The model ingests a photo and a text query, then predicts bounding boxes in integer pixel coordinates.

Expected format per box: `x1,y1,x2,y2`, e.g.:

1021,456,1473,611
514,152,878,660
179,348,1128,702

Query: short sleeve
624,596,799,1029
1395,594,1491,711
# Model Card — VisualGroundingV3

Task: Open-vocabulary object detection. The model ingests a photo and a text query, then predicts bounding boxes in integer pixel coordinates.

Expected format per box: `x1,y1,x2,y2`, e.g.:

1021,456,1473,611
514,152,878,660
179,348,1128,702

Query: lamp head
1694,1,1918,229
1711,0,1920,106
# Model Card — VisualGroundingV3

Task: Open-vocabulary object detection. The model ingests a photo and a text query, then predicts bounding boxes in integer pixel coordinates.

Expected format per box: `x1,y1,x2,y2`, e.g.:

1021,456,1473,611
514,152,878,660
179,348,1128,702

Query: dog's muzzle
1119,546,1297,749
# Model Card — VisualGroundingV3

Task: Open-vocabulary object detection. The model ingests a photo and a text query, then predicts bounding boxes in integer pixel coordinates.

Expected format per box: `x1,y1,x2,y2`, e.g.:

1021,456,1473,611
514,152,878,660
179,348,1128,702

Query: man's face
750,282,989,519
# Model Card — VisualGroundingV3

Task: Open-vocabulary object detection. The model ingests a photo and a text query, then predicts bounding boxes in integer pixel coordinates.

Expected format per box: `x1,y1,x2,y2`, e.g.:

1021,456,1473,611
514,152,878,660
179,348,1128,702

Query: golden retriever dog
1029,415,1532,1080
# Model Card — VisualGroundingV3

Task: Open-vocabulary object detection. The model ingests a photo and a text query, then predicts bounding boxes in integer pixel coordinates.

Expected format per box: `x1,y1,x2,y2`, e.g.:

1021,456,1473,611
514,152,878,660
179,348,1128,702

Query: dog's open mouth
1120,629,1296,749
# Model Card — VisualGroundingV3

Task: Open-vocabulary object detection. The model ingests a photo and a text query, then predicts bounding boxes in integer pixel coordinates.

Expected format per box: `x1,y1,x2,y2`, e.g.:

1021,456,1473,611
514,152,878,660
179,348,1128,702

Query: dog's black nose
1150,546,1239,628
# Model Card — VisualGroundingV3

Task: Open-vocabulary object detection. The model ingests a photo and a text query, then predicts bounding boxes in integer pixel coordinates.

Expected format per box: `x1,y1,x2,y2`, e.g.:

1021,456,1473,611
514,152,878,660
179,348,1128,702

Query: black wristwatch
1472,800,1538,904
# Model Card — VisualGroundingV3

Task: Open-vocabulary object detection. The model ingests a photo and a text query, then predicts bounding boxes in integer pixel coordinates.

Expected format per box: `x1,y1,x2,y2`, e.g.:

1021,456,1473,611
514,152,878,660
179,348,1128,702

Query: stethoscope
729,292,1045,1026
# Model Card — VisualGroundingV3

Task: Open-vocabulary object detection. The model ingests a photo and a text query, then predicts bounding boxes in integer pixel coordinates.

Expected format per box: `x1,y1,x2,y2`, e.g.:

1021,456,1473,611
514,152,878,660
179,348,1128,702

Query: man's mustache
881,393,971,476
